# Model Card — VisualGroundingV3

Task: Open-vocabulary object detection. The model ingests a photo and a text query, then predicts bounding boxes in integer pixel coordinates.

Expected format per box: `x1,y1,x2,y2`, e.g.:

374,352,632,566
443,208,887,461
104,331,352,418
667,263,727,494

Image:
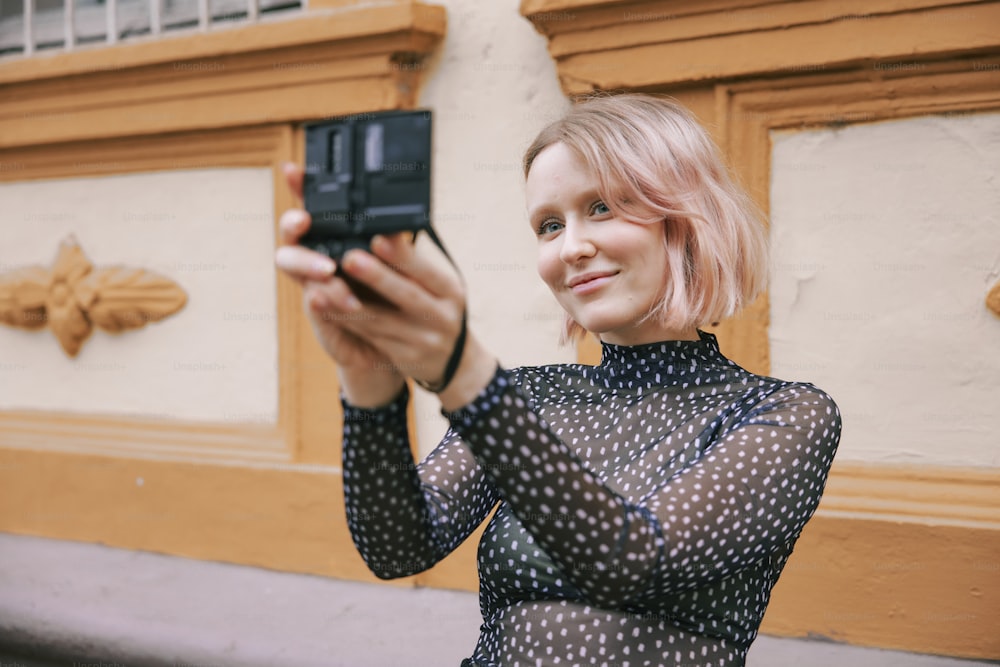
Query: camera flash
365,123,384,172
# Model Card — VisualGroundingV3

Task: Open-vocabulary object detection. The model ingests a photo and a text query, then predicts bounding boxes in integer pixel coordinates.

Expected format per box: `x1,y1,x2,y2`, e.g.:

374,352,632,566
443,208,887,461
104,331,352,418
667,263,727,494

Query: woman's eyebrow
528,189,604,220
527,204,555,220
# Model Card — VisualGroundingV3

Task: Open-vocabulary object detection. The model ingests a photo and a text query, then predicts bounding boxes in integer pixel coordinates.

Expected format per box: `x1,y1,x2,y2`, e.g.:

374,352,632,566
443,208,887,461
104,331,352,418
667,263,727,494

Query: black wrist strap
410,222,470,394
414,310,467,393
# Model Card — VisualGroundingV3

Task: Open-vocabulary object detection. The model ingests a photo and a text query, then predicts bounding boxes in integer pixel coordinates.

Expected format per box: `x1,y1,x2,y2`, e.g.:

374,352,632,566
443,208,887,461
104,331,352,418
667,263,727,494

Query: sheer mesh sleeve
341,386,500,579
444,367,842,608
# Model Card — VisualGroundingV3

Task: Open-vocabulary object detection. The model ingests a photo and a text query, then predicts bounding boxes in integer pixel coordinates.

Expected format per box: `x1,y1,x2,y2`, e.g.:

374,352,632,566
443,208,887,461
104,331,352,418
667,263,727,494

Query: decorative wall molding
988,280,1000,317
0,125,309,462
766,511,1000,659
521,0,1000,95
0,0,447,149
0,237,187,357
821,461,1000,529
0,410,289,463
718,62,1000,375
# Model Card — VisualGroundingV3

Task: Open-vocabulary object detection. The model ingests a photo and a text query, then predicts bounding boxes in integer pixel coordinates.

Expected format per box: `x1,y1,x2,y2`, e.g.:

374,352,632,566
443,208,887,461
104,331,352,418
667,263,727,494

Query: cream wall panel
769,112,1000,466
411,0,571,456
0,168,279,424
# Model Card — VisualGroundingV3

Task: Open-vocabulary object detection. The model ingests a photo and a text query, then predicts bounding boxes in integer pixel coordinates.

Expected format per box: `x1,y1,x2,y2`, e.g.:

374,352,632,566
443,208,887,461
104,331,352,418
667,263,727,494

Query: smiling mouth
568,271,617,289
568,272,618,293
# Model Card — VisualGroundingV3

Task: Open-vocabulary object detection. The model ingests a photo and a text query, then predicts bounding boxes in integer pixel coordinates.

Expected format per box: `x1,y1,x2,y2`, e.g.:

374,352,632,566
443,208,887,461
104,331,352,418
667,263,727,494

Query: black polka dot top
342,330,842,667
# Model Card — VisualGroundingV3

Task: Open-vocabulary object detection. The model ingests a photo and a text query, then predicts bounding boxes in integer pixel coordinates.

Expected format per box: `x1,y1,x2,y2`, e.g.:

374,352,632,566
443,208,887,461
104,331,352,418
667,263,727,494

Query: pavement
0,533,995,667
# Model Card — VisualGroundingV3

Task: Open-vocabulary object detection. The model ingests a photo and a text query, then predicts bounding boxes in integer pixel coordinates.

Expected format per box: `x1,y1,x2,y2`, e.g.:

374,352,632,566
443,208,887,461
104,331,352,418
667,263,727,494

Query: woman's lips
569,272,617,295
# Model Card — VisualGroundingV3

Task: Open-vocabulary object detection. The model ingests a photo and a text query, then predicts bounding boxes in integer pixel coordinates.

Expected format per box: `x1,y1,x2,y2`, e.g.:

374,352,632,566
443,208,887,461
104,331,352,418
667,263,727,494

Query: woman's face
526,142,691,345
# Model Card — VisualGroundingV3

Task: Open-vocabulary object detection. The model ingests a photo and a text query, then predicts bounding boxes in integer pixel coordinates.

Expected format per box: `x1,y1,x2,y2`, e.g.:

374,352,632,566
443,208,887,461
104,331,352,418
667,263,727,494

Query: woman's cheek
536,244,563,293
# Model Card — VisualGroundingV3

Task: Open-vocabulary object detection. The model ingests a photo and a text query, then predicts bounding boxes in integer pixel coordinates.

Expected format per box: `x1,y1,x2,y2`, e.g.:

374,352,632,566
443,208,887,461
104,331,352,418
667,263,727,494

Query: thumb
283,162,304,200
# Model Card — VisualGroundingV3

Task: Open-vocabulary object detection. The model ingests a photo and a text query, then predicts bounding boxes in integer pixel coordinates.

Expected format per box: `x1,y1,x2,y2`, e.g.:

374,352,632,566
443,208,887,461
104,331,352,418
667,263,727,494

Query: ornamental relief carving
0,237,187,357
988,280,1000,318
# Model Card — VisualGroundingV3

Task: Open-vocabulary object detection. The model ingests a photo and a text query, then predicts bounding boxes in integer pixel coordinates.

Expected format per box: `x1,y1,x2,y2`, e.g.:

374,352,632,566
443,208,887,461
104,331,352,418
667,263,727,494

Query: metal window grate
0,0,304,58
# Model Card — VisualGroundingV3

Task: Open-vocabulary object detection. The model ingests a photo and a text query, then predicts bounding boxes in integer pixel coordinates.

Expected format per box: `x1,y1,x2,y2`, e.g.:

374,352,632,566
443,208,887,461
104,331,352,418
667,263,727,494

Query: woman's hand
274,162,498,410
274,163,404,408
334,231,499,412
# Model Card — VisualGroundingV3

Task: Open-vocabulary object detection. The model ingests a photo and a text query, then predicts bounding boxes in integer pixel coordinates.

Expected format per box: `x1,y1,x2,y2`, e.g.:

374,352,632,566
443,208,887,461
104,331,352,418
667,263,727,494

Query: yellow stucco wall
1,0,998,659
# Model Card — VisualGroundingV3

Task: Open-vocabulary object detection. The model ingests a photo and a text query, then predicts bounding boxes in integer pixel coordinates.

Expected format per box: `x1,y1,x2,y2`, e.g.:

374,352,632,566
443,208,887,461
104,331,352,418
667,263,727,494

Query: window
0,0,303,57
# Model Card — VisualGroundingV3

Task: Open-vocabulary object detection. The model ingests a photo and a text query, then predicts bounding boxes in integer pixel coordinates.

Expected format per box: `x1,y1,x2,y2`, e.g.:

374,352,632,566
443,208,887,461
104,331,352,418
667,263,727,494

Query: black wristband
415,310,467,394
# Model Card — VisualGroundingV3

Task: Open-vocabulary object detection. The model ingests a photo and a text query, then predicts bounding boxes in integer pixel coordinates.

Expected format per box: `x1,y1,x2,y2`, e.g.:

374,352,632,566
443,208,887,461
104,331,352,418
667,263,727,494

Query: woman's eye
591,201,611,216
537,220,563,236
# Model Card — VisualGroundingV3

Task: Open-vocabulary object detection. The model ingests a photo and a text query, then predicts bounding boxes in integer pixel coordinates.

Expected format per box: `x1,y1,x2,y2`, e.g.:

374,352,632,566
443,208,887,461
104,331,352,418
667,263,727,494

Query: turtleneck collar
593,330,740,388
599,329,718,366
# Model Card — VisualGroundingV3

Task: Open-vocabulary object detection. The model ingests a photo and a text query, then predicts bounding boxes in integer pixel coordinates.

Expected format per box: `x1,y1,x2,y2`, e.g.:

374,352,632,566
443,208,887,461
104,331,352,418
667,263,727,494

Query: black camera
300,110,432,262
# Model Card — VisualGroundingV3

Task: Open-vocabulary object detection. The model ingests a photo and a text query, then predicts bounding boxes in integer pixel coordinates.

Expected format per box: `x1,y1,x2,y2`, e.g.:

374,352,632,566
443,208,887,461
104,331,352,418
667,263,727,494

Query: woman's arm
445,371,842,607
341,386,500,579
271,164,500,578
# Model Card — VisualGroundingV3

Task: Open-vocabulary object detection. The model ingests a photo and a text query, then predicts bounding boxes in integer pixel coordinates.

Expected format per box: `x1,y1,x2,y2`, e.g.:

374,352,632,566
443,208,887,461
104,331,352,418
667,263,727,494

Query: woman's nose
558,219,597,264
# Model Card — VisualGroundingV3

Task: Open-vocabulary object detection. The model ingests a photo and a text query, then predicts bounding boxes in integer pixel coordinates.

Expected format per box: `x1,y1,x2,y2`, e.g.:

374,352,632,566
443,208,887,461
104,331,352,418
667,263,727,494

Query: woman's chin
573,316,625,341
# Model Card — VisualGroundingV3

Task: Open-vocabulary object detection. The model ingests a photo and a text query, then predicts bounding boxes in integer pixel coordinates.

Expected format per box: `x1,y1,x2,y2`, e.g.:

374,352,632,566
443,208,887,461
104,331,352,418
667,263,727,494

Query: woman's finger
370,233,463,301
283,162,304,200
304,278,364,320
275,245,336,282
279,209,311,246
325,260,461,382
303,280,332,313
340,248,444,318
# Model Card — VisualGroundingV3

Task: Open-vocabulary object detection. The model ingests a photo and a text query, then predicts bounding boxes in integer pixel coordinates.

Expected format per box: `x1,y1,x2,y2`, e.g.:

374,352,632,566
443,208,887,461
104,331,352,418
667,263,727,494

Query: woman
275,94,842,667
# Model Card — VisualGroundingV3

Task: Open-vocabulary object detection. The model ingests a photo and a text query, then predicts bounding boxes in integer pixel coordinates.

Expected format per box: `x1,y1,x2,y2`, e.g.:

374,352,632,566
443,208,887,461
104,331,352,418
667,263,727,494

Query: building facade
1,0,998,659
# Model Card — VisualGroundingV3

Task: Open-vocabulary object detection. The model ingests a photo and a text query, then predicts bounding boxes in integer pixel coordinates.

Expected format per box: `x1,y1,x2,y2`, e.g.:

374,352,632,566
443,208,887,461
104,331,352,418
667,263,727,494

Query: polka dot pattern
342,331,842,666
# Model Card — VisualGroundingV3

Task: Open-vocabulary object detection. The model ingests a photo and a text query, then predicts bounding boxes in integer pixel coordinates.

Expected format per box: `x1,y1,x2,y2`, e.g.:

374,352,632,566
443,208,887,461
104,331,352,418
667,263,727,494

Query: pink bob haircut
523,94,769,341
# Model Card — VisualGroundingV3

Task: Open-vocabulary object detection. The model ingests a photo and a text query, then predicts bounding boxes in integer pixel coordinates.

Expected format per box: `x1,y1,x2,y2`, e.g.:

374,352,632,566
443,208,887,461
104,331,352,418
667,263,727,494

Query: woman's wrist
338,365,406,409
436,332,499,413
